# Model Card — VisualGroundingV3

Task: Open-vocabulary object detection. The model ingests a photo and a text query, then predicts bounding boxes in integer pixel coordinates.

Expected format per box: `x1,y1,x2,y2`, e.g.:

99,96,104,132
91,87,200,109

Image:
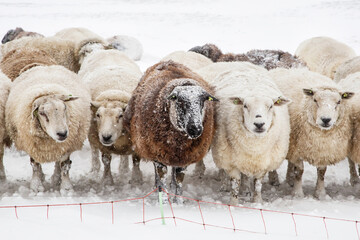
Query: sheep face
92,101,125,146
32,94,79,142
168,85,218,139
188,44,221,62
303,89,354,130
230,96,290,137
1,27,23,44
79,43,105,65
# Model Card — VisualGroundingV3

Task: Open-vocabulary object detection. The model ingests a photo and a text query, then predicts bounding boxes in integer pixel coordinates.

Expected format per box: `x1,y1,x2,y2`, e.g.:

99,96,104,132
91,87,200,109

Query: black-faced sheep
189,43,306,70
6,65,91,192
270,68,354,199
79,49,143,185
1,27,44,44
124,61,218,199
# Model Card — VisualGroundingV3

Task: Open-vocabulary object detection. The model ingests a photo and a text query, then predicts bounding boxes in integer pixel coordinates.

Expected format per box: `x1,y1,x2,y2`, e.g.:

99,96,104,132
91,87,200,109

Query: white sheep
107,35,143,61
211,67,291,204
54,27,106,43
338,72,360,185
6,65,91,192
295,36,356,79
0,71,11,182
79,49,143,185
161,51,213,71
334,56,360,82
270,68,354,199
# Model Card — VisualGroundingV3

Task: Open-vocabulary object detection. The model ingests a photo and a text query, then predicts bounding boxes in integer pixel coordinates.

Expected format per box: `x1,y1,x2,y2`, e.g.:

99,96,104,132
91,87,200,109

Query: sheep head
303,88,354,130
32,94,79,142
167,85,218,139
91,101,126,146
230,95,290,137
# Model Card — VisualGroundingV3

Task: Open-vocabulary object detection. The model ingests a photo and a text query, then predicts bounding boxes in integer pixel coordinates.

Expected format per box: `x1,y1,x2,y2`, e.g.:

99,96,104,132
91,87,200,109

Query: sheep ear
31,102,40,120
274,97,291,106
56,94,79,102
205,93,219,102
90,101,101,112
341,92,354,100
229,97,243,105
303,89,315,96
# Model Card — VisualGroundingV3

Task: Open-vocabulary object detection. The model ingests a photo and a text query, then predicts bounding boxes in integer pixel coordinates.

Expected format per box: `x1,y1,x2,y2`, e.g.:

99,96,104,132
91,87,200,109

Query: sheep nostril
56,131,68,140
186,125,203,138
102,135,112,142
254,122,265,129
321,118,331,124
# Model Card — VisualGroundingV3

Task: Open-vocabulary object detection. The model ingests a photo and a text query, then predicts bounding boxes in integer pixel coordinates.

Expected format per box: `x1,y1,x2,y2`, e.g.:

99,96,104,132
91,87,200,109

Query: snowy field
1,0,360,239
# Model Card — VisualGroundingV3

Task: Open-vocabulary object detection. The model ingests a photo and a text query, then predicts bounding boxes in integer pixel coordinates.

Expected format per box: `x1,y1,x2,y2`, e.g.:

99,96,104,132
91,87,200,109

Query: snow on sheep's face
230,96,290,137
303,89,354,130
32,94,79,142
91,101,125,146
168,85,218,139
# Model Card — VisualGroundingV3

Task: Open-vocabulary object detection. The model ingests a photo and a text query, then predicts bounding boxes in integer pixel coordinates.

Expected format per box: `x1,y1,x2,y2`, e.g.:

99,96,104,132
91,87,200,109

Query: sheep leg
286,161,296,187
314,166,327,199
119,155,130,175
154,161,167,192
90,143,101,173
194,160,205,179
219,169,231,192
240,173,252,197
293,161,304,197
130,153,143,185
348,158,360,186
102,153,114,185
230,177,241,206
268,170,280,186
252,177,263,203
51,161,61,187
0,145,5,182
60,159,73,191
30,158,45,192
170,167,186,204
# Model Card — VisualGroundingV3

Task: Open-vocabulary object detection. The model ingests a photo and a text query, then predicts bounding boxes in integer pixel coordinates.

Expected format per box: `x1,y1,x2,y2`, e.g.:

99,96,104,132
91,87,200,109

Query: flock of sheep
0,27,359,205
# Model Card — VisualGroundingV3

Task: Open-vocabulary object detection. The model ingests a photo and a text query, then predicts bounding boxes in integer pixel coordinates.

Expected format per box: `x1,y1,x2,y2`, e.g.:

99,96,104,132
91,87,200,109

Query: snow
1,0,360,239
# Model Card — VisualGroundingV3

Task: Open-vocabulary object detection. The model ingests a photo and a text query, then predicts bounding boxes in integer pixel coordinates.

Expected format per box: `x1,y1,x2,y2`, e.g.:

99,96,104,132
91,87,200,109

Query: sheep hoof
293,189,304,198
314,190,327,200
172,196,184,205
0,174,6,182
102,176,114,186
60,179,73,191
30,177,45,192
129,169,143,185
350,177,360,187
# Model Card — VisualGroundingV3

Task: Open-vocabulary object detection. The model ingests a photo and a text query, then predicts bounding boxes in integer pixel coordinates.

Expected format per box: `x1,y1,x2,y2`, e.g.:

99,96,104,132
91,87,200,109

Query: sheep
210,67,291,204
1,36,108,73
107,35,143,61
334,56,360,82
0,48,57,81
0,71,11,182
295,36,356,79
189,43,306,70
2,27,44,44
79,49,143,185
338,72,360,186
6,65,91,192
269,68,354,199
54,27,106,43
161,51,213,71
124,60,218,200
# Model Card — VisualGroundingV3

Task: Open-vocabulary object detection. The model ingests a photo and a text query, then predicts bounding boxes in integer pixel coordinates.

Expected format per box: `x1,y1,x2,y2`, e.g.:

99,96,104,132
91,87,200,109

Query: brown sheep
124,60,218,200
0,48,57,81
1,27,44,44
189,43,306,70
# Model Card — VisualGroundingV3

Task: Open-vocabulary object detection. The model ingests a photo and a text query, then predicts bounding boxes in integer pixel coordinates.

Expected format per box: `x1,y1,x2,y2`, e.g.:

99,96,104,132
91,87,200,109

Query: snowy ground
1,0,360,239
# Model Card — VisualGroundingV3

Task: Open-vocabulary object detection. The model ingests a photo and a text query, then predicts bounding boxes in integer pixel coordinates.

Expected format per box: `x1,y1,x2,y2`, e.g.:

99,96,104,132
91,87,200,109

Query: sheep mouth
56,136,67,142
101,140,114,146
254,128,265,133
320,123,332,129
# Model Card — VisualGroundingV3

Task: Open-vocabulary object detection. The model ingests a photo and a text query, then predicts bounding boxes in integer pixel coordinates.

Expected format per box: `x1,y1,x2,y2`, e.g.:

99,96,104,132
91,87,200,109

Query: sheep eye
314,99,317,103
269,105,273,109
118,114,123,119
39,112,46,116
96,113,100,118
244,105,248,109
169,95,177,100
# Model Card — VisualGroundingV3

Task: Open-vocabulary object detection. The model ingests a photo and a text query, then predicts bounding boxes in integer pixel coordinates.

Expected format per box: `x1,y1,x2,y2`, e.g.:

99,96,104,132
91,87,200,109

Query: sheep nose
321,117,331,124
186,125,203,139
254,122,265,129
57,131,68,141
102,135,112,142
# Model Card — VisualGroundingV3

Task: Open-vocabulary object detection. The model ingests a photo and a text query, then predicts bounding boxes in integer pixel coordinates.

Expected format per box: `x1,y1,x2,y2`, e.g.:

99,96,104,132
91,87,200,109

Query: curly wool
6,65,91,163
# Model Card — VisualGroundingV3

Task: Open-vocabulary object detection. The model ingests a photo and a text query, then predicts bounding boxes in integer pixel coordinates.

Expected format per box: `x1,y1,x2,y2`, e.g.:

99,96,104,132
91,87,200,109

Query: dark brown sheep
124,60,218,198
189,43,306,70
1,27,44,44
0,48,57,81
